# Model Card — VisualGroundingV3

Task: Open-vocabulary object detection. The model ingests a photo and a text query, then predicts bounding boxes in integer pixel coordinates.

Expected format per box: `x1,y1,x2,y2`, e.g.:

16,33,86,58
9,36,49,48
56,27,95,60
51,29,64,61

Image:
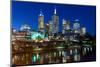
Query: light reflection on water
31,47,92,64
12,46,94,65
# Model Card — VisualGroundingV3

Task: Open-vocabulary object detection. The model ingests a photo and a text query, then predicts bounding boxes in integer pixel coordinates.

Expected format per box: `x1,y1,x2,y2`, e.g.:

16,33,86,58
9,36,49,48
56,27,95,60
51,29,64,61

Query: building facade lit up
38,10,44,33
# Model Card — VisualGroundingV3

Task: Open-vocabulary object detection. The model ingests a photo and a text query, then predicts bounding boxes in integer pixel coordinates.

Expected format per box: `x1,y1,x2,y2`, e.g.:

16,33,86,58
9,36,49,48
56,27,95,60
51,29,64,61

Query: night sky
12,1,96,36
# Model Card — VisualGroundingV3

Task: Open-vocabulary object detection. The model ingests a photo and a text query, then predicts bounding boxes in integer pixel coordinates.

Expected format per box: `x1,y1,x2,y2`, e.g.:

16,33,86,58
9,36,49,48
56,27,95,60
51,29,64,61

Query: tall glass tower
52,7,59,34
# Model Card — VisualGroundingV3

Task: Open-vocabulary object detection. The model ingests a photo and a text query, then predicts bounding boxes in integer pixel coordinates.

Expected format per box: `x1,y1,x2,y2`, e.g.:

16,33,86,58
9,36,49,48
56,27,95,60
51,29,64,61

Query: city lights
12,1,96,66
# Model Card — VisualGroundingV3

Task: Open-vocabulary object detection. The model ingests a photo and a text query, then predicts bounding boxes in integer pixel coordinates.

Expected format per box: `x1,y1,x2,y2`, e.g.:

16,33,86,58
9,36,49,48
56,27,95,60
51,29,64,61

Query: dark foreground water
12,46,96,66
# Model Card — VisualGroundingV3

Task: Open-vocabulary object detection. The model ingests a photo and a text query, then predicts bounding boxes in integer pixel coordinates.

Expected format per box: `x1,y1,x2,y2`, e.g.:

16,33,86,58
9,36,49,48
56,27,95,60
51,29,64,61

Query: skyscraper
62,19,70,34
81,27,86,35
45,23,50,34
66,20,70,30
38,9,44,33
49,20,53,34
52,7,59,34
62,19,67,34
73,19,80,33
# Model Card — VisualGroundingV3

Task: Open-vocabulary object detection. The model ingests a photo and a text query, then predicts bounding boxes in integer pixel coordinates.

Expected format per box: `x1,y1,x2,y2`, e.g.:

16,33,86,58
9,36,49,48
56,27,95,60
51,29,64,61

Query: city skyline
12,1,96,66
12,1,96,36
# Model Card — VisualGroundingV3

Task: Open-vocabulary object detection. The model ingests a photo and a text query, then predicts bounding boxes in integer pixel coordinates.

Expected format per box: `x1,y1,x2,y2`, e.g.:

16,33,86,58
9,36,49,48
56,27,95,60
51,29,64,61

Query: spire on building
54,7,56,15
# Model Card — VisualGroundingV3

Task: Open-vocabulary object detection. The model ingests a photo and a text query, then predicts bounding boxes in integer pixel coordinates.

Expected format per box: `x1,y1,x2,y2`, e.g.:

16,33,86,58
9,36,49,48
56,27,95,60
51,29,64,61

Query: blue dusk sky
12,1,96,36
